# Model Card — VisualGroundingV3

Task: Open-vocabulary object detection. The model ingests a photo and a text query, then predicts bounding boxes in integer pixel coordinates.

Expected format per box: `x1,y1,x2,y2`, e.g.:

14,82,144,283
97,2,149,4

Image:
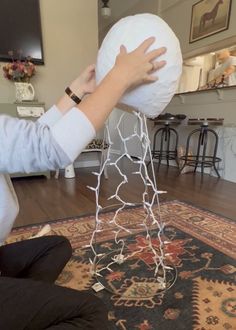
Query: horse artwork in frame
189,0,232,43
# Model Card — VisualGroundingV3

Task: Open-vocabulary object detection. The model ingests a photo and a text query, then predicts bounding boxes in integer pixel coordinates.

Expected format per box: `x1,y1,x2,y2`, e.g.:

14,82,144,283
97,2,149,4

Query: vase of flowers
2,51,36,102
13,82,35,102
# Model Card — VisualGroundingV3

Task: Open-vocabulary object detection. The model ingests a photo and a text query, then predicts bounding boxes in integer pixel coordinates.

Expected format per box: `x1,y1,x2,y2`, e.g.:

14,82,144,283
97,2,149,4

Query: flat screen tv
0,0,44,64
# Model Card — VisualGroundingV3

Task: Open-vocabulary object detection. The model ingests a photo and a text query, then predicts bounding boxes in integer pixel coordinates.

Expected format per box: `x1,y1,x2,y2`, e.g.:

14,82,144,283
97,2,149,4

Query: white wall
159,0,236,58
0,0,98,108
98,0,159,43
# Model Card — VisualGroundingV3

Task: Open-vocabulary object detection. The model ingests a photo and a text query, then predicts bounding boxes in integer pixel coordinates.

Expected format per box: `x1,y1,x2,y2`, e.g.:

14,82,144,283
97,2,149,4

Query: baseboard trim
74,149,122,168
110,148,122,155
74,160,100,168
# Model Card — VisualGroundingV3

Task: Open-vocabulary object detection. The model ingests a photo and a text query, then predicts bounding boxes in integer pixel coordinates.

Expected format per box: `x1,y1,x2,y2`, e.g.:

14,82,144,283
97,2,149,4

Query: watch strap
65,87,81,104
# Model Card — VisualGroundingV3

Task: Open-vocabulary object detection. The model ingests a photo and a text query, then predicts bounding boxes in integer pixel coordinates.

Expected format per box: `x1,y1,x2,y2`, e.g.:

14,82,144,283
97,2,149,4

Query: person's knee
51,235,72,259
84,293,109,321
60,236,72,258
91,294,108,313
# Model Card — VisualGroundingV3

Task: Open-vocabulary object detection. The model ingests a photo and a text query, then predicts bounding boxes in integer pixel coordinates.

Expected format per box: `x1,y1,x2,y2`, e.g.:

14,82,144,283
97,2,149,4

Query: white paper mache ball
96,13,182,118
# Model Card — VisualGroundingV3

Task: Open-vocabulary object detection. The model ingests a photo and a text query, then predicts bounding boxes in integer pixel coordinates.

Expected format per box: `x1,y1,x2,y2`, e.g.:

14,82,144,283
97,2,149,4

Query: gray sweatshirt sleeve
0,106,96,174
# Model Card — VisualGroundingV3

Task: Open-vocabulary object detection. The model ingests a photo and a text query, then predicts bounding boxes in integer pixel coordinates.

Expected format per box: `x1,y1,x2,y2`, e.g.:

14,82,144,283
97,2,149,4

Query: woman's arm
0,38,166,174
0,116,74,173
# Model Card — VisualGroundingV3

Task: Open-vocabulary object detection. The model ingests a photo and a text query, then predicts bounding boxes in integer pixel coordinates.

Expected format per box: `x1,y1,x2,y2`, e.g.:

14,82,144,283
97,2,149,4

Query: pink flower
2,52,36,82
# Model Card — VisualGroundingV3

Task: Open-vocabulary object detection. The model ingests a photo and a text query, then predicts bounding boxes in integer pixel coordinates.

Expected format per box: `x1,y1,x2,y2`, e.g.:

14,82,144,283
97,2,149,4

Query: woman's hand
113,37,166,89
78,37,167,131
69,64,96,98
56,65,96,114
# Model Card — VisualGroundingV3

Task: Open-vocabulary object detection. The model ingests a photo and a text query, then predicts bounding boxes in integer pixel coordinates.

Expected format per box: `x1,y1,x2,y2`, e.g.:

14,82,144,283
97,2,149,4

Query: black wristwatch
65,87,82,104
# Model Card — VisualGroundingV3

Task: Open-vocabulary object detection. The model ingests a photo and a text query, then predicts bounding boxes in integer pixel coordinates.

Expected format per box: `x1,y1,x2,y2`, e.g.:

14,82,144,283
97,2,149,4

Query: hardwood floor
12,159,236,227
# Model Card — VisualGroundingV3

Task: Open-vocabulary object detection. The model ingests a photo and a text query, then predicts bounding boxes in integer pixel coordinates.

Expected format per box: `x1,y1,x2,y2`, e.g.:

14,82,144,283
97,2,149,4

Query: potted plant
2,50,36,102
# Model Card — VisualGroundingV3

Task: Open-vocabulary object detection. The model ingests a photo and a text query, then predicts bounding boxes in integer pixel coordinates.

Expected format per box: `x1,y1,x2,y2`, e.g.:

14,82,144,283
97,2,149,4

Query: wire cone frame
87,111,177,296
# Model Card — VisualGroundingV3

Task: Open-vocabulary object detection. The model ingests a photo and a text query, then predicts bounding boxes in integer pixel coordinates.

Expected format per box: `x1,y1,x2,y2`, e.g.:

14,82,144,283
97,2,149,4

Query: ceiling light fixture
101,0,111,18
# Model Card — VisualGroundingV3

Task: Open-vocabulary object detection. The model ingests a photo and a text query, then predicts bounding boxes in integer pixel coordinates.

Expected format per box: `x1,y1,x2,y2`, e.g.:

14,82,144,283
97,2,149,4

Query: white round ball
96,13,182,118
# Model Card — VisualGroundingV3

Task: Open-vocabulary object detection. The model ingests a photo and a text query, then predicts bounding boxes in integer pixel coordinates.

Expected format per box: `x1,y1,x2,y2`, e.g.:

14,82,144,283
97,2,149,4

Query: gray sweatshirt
0,105,95,244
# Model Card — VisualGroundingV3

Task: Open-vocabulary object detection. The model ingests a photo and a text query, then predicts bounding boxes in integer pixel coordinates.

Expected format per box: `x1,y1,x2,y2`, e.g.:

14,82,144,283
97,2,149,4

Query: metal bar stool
148,120,179,170
179,120,222,177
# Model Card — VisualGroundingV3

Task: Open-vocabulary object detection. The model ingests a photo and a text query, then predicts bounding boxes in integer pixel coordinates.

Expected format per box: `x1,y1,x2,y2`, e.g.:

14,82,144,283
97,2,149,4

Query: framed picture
189,0,232,43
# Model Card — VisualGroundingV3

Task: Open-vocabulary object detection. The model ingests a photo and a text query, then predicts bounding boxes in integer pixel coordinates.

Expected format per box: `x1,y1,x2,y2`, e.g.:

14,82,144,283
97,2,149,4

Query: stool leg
201,128,208,176
158,129,165,171
169,128,179,167
179,128,199,174
209,128,221,178
166,127,170,167
213,163,221,178
194,129,203,173
147,127,161,167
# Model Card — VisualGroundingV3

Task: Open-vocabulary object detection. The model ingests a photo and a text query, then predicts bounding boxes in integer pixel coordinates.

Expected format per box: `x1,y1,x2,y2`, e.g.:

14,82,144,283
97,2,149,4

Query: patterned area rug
8,201,236,330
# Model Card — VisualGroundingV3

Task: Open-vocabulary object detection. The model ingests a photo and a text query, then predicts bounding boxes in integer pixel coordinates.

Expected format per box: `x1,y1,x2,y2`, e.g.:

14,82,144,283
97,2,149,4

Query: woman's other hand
70,64,96,98
113,37,166,89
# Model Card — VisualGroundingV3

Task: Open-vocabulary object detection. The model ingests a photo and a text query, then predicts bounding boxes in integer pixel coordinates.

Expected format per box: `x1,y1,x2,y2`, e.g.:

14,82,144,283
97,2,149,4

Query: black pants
0,236,109,330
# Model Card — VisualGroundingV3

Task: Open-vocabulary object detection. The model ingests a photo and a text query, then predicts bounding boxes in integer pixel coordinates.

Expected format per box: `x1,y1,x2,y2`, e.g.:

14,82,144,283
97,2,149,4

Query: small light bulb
101,7,111,18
